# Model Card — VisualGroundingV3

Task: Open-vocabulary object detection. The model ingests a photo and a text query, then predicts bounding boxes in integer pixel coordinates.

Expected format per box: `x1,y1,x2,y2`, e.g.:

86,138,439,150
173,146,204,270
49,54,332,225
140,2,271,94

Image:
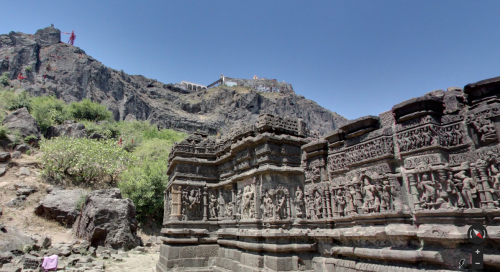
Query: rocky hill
0,26,347,135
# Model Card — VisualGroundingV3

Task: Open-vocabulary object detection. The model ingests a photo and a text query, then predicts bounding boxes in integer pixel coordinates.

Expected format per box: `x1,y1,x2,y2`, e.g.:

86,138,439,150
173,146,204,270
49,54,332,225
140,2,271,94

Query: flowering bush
40,137,134,187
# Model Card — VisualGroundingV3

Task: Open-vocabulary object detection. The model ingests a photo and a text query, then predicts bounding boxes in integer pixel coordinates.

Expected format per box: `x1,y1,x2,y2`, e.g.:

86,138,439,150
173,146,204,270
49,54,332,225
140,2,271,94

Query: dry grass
0,150,75,242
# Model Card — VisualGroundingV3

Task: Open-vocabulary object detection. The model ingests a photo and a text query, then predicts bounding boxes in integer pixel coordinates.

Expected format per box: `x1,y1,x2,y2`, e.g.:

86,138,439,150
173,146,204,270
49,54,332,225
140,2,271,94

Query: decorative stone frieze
157,76,500,272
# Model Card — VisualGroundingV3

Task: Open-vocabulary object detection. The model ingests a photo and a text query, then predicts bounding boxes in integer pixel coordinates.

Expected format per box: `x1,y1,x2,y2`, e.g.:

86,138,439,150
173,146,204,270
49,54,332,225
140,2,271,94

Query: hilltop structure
0,26,347,135
157,76,500,272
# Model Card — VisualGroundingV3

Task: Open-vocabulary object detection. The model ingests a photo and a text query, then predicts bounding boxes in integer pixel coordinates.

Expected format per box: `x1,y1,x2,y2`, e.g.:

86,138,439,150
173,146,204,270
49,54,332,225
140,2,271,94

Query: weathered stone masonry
157,76,500,272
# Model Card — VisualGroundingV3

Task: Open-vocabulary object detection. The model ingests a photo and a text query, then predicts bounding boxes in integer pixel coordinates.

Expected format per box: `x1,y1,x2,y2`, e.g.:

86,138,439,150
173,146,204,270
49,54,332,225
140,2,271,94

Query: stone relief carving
467,115,497,144
241,184,255,219
164,190,171,224
209,191,218,219
181,187,202,221
261,186,291,220
294,186,305,218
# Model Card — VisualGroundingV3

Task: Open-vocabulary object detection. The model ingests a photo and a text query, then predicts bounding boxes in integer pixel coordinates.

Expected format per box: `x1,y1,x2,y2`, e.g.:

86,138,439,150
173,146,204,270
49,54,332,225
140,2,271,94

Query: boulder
46,121,87,139
74,189,141,250
15,186,37,196
34,189,87,226
0,226,34,252
31,236,51,251
34,26,61,47
0,167,5,177
0,152,10,162
14,144,29,154
6,196,25,207
2,108,41,140
10,152,21,159
17,167,30,176
0,251,13,266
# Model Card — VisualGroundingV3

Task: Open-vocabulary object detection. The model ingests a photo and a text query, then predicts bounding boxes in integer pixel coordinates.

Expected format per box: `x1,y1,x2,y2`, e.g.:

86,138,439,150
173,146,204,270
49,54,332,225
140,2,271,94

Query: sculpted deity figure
454,170,477,209
276,191,287,219
380,179,393,212
295,186,304,218
225,202,234,219
209,192,218,218
335,189,352,216
187,189,201,209
236,189,243,216
261,190,274,219
314,190,323,219
242,184,255,219
217,189,226,218
469,116,497,143
361,177,380,213
306,193,316,220
420,173,438,210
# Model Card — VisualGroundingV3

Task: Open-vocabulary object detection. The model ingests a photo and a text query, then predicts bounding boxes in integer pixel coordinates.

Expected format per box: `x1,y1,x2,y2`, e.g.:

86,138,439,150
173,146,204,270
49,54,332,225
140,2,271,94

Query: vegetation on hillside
0,88,187,226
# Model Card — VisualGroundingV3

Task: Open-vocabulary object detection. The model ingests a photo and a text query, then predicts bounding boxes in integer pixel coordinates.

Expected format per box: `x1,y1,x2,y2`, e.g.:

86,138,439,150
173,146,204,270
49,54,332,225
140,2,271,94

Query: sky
1,1,500,120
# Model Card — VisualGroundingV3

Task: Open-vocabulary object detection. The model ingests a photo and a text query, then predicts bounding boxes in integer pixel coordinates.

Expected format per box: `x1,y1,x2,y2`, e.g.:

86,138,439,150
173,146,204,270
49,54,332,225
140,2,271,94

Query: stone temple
157,76,500,271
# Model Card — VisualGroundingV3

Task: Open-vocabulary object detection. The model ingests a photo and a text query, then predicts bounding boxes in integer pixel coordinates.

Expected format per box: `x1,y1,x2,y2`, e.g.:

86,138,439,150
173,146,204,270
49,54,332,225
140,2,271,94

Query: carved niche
180,186,203,221
466,114,498,146
260,186,291,220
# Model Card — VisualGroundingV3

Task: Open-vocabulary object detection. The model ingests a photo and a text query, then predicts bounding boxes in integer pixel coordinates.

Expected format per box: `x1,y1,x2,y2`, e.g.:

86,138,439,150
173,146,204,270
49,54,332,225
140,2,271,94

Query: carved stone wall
157,76,500,272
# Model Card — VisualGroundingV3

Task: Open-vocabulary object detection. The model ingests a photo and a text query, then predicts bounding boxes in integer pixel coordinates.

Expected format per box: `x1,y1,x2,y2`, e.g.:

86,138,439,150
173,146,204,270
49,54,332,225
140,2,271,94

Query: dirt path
104,251,159,272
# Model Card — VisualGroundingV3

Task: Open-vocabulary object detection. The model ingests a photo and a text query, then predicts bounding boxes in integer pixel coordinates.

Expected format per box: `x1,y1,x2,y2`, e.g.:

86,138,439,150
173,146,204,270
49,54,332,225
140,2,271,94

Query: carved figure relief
242,184,255,219
294,186,305,218
260,186,290,220
209,192,218,219
164,190,171,223
453,170,477,209
236,189,242,216
181,187,202,221
467,115,497,144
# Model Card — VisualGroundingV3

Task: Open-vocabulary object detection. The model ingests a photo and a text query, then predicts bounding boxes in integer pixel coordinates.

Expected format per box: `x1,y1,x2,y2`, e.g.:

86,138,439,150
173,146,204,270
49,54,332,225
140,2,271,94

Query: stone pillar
203,188,208,221
286,191,291,219
255,175,262,219
325,188,332,219
475,165,495,208
330,188,338,217
321,190,327,219
170,185,182,221
407,174,421,211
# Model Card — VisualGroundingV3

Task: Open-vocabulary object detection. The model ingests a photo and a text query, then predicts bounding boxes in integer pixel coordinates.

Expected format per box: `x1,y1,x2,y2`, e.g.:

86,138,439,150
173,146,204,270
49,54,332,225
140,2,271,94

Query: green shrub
25,66,32,72
69,99,112,122
0,72,9,86
75,192,88,211
7,130,23,147
39,137,134,187
30,96,71,134
24,135,38,142
119,160,168,225
0,125,9,139
0,89,31,111
80,120,120,139
118,127,185,225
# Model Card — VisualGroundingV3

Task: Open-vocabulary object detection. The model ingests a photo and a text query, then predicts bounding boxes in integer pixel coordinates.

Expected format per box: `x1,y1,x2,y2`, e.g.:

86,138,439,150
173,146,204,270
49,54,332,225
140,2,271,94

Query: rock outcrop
0,27,347,135
74,189,141,250
1,108,41,139
35,189,87,226
46,121,86,139
0,226,34,253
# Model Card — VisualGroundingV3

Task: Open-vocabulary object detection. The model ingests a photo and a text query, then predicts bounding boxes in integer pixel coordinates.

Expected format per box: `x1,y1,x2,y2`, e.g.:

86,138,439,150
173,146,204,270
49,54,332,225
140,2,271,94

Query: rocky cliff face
0,27,347,135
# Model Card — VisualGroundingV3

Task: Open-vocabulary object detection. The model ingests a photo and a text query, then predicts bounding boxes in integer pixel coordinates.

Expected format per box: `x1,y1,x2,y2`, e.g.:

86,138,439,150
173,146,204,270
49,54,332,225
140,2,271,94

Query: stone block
264,255,293,271
179,245,197,259
240,252,264,268
224,248,241,261
195,244,219,258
